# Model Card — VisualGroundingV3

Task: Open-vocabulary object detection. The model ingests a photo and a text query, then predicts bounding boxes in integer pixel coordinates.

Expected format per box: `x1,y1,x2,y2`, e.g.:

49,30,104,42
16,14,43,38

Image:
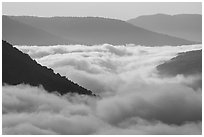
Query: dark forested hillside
2,40,94,96
157,50,202,76
156,49,202,90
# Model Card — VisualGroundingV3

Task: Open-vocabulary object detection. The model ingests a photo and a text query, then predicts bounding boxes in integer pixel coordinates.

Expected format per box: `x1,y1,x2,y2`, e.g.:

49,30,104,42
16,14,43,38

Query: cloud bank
3,84,201,135
3,44,202,134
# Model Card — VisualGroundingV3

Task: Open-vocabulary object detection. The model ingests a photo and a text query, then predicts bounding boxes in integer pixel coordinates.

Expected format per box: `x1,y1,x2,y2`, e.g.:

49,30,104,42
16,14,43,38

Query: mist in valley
3,44,202,134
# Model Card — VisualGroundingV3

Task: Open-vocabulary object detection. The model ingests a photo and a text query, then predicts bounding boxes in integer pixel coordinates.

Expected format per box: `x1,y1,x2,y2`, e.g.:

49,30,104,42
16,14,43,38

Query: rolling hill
157,50,202,89
2,16,76,46
157,50,202,76
3,15,196,46
128,14,202,43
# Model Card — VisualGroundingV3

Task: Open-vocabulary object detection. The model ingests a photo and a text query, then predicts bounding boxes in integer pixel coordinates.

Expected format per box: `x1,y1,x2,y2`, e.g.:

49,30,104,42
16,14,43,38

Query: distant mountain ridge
2,15,196,46
128,14,202,43
2,40,94,96
2,16,76,46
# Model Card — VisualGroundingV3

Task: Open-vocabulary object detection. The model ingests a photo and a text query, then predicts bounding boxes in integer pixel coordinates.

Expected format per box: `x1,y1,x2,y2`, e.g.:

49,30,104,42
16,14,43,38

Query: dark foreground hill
2,40,94,96
128,14,202,43
3,15,196,46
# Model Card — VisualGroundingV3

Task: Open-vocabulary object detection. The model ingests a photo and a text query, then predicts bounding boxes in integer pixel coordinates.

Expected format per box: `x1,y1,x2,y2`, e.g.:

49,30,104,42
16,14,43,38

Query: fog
3,44,202,134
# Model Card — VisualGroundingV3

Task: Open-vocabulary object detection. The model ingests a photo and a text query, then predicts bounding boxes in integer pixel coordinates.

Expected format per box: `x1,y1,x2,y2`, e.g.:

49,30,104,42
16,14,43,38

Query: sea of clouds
3,44,202,135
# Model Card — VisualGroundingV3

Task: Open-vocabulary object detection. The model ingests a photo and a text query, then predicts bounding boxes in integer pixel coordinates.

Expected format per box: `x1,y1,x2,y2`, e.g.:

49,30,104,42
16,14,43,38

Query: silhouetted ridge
3,15,196,46
2,40,94,96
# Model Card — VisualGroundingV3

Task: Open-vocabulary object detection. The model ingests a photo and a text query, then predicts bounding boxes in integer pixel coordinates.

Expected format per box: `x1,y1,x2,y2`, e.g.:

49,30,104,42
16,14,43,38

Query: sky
2,2,202,20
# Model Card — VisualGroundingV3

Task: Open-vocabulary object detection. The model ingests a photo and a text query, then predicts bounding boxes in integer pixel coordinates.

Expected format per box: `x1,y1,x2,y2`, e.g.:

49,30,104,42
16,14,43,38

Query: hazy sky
2,2,202,20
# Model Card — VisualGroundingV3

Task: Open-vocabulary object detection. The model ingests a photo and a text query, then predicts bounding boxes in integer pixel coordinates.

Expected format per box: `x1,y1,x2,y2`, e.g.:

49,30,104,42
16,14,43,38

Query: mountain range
2,14,202,94
2,40,94,96
3,15,197,46
128,14,202,43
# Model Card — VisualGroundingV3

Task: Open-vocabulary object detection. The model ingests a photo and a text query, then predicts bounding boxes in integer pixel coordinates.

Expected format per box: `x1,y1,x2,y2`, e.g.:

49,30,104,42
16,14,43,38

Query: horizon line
3,13,202,21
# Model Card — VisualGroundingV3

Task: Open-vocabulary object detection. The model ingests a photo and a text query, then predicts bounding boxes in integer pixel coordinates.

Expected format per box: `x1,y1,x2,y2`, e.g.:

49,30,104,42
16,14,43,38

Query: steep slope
2,40,94,95
128,14,202,43
2,16,76,45
3,15,196,46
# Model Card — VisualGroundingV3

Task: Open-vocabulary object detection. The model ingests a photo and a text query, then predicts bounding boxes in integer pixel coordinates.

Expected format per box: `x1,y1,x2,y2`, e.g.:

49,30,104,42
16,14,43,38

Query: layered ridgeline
2,40,94,96
3,15,196,46
128,14,202,43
